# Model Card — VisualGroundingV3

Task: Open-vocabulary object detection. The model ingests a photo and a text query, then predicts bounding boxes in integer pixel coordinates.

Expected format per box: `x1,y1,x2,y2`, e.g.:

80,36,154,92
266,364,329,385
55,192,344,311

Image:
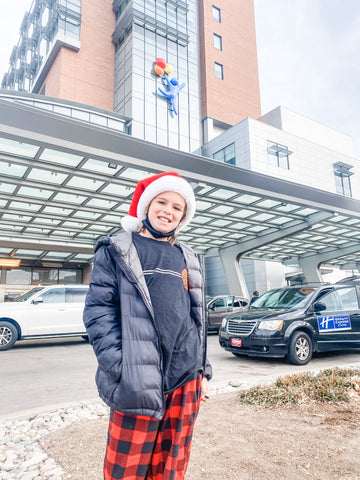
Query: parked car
207,295,249,331
219,282,360,365
0,284,89,351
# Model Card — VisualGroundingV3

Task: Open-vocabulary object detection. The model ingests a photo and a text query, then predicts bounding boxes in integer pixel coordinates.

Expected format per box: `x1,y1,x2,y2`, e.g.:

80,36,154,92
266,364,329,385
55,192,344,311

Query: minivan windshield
250,287,316,309
12,287,45,302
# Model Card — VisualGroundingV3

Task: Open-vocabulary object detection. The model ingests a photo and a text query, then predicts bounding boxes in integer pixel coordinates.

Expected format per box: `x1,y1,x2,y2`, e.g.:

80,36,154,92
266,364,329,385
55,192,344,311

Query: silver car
207,295,249,331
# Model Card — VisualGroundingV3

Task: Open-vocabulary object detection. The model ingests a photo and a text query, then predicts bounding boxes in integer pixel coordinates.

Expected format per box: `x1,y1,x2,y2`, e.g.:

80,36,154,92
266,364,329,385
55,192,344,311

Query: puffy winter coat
83,232,212,419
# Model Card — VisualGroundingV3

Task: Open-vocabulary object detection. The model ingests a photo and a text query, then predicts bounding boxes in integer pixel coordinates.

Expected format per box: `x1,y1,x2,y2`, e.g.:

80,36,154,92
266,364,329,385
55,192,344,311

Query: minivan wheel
0,321,18,351
288,331,312,365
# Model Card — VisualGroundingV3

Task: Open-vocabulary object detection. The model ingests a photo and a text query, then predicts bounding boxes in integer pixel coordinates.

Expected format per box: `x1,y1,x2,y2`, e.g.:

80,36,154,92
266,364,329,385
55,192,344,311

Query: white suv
0,284,89,351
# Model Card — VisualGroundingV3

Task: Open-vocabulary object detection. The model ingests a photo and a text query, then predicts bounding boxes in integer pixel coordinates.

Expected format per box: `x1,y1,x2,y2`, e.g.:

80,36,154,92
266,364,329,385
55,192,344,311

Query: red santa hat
121,171,196,233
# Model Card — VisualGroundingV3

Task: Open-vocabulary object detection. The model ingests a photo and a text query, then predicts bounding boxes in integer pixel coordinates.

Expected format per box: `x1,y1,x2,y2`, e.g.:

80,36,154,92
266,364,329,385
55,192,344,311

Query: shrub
238,368,360,407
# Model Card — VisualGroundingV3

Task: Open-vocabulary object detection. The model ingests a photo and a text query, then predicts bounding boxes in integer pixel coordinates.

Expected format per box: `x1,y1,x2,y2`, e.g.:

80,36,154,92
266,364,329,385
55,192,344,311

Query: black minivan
218,281,360,365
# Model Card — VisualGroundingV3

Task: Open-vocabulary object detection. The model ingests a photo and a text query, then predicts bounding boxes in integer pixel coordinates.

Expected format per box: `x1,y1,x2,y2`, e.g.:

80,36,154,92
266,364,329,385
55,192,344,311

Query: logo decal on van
317,315,351,332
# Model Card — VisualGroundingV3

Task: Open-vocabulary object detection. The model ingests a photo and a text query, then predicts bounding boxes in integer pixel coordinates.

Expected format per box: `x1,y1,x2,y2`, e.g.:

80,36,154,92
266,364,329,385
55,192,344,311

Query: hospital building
0,0,359,300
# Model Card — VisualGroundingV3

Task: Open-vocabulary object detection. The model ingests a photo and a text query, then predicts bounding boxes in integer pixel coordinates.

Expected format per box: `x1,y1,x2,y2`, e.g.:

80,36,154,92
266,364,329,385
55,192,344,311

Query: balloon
164,64,173,74
155,57,166,69
154,64,164,76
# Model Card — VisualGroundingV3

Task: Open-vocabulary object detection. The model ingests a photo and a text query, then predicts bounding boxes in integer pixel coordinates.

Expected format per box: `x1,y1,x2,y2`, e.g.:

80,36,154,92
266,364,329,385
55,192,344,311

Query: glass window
319,287,359,311
32,268,59,285
4,267,32,285
211,298,226,309
225,296,234,307
212,6,221,22
334,162,353,197
267,141,292,169
40,149,83,167
0,137,39,157
0,161,27,177
66,287,88,302
27,168,68,185
213,143,236,165
39,288,66,303
213,33,222,50
215,62,223,79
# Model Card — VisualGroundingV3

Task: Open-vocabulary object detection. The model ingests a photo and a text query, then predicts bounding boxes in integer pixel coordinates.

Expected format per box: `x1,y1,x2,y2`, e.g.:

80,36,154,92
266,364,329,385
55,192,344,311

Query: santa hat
121,171,196,233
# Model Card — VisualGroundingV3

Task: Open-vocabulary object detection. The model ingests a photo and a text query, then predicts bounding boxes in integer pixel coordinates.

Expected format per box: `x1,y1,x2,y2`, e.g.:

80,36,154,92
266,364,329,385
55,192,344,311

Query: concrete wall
248,112,360,199
202,107,359,199
201,119,252,169
259,107,354,156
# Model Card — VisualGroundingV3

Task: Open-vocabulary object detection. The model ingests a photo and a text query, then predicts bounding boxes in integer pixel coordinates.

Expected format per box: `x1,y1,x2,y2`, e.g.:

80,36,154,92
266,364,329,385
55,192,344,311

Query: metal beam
2,99,360,220
284,242,360,267
217,211,334,258
0,237,94,254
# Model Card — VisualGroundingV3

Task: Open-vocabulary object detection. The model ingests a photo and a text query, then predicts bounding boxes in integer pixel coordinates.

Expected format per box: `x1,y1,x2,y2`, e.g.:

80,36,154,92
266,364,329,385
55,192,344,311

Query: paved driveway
2,334,360,419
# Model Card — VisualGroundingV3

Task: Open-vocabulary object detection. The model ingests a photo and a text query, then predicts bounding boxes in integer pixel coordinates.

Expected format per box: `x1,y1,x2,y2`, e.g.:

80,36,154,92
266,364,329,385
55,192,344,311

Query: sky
0,0,359,158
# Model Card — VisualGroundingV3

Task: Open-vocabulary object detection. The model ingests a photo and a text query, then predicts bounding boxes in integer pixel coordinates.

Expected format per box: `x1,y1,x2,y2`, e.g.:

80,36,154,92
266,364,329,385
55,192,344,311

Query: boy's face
147,191,186,234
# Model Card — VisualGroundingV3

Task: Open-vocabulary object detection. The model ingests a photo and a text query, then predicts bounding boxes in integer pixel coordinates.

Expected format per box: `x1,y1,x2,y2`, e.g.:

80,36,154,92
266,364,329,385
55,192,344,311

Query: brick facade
38,0,115,111
199,0,261,125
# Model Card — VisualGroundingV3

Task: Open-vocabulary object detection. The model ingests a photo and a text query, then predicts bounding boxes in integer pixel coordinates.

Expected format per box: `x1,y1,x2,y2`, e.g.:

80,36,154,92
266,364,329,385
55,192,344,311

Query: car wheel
288,331,312,365
0,321,18,351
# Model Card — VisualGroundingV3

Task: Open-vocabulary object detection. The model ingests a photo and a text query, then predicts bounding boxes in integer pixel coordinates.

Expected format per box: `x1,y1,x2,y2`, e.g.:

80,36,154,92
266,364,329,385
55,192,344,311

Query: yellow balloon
164,64,173,74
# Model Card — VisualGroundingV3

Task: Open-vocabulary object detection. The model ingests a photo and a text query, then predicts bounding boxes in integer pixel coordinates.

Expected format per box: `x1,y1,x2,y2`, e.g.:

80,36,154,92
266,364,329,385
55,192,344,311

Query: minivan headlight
221,317,228,328
258,320,283,330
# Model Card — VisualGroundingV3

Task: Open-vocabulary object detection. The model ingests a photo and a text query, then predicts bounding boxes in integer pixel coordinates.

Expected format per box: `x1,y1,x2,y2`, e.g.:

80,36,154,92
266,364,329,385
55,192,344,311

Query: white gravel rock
1,460,15,472
19,471,39,480
0,401,108,480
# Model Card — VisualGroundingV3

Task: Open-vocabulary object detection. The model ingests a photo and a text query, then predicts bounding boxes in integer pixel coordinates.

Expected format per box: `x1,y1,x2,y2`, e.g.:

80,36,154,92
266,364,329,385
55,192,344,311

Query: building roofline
1,98,360,220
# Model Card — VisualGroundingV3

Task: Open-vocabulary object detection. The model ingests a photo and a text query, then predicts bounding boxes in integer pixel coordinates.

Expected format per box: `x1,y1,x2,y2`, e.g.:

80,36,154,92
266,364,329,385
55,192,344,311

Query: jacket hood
94,233,132,253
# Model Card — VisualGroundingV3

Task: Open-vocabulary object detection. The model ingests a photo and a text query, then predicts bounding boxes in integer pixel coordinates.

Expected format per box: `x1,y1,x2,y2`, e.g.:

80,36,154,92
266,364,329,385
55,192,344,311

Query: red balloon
156,57,166,69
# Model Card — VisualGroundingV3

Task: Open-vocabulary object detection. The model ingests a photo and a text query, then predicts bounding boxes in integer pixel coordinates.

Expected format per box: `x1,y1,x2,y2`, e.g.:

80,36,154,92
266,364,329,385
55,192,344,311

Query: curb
0,397,104,424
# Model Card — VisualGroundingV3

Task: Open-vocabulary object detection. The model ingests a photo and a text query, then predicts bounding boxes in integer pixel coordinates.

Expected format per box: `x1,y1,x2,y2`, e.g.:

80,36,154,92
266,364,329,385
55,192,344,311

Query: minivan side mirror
313,301,326,312
32,297,43,304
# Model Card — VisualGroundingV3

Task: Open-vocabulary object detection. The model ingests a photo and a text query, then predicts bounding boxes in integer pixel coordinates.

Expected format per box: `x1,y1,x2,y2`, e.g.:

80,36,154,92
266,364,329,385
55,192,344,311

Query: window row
212,6,223,79
212,140,354,198
1,266,83,285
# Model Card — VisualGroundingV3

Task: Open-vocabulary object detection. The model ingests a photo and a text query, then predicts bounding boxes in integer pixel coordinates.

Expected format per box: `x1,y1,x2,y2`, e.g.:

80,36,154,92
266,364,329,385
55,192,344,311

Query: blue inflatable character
158,74,185,116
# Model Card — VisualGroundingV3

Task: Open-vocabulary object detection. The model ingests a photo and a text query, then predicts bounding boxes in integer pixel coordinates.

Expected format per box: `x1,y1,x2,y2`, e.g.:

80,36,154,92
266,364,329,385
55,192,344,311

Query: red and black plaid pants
104,376,202,480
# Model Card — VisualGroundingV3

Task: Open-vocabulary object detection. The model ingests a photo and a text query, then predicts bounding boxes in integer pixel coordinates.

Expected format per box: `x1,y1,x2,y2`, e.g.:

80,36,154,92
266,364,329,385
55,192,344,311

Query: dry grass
238,368,360,406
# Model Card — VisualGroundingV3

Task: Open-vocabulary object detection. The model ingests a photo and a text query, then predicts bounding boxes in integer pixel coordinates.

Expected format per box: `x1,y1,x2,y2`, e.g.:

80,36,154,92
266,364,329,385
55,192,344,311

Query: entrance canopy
1,95,360,277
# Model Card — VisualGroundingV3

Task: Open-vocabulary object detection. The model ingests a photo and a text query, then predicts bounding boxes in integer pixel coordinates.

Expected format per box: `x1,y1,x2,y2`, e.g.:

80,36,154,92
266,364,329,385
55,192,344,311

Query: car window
319,287,359,312
13,287,44,302
234,298,247,307
39,288,66,303
225,296,234,307
251,287,315,309
211,298,226,309
66,288,88,303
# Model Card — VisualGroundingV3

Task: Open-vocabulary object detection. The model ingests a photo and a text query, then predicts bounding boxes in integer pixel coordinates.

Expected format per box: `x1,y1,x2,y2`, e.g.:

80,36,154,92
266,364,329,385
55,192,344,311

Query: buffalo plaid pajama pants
104,376,202,480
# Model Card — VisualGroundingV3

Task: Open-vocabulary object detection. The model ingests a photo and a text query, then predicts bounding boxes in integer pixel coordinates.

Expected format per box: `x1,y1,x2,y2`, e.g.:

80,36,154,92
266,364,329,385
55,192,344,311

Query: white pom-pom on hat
121,171,196,233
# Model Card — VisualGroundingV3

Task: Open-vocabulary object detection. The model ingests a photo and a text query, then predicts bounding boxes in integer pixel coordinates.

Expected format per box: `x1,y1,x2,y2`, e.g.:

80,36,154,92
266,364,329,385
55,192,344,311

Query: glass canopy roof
0,95,360,272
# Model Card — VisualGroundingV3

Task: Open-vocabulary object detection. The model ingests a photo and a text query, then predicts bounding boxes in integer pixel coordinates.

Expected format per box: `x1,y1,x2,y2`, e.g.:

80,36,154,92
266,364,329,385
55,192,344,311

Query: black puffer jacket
83,232,212,419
